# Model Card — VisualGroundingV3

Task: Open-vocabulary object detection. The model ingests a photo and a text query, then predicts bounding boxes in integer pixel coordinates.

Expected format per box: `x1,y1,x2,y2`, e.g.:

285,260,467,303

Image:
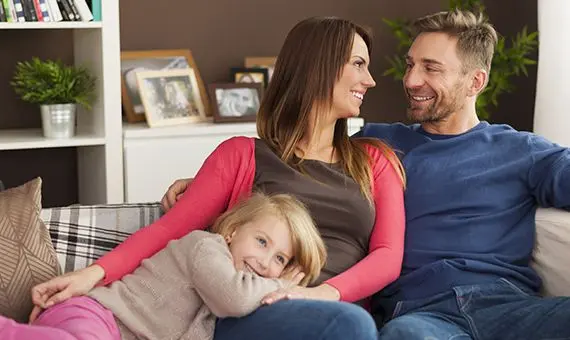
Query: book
72,0,91,21
90,0,99,21
12,0,26,22
31,0,44,21
46,0,62,21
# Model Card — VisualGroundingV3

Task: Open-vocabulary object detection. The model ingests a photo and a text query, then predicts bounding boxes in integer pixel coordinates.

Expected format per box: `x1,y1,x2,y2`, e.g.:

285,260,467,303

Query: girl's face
330,33,376,119
227,214,294,278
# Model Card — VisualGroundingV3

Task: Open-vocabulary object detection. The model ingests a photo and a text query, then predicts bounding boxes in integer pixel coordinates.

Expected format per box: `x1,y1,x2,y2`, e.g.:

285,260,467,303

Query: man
162,9,570,339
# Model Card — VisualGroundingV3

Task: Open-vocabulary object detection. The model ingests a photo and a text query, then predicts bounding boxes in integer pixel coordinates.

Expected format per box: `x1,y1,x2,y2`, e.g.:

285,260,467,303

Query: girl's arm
189,231,286,318
324,146,405,302
95,137,254,285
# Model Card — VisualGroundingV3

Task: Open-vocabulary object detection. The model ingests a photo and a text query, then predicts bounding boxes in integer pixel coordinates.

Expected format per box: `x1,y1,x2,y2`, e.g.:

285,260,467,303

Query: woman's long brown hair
257,17,405,201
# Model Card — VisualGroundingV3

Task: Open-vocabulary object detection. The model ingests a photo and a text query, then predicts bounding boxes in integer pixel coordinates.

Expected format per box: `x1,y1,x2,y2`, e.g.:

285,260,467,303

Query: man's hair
211,192,327,286
413,9,498,73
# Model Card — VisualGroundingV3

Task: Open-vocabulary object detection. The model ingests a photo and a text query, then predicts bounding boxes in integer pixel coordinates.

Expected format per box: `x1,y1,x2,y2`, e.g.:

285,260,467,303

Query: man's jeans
377,278,570,340
214,299,377,340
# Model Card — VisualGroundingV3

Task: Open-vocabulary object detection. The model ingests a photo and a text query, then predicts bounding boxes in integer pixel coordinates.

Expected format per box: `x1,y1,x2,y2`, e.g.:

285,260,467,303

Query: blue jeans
214,299,377,340
377,278,570,340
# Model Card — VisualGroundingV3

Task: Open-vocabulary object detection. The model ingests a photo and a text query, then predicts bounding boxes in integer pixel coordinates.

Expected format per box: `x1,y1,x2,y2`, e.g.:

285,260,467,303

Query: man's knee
379,314,470,340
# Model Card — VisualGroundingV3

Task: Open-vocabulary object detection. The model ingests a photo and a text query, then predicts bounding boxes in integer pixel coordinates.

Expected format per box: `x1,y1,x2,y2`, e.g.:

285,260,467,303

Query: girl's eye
256,237,267,247
276,255,286,265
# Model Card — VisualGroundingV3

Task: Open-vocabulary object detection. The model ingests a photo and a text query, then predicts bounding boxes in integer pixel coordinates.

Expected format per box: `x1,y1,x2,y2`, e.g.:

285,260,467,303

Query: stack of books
0,0,101,22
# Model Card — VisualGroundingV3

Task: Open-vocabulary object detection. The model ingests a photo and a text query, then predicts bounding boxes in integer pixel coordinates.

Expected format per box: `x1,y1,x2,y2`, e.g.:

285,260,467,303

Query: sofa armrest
531,207,570,297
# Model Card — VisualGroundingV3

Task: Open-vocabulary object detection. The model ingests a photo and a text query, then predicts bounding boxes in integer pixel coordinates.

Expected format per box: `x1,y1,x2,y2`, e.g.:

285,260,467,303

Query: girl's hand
30,265,105,310
279,265,305,286
261,284,341,305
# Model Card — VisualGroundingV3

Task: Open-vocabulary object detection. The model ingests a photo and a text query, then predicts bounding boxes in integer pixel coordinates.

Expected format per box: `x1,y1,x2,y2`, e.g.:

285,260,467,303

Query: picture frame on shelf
136,69,207,128
209,83,262,124
244,57,277,81
120,49,210,123
230,67,269,88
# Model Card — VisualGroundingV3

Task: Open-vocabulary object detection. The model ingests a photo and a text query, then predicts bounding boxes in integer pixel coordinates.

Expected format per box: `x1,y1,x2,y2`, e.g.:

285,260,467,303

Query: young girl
0,193,327,340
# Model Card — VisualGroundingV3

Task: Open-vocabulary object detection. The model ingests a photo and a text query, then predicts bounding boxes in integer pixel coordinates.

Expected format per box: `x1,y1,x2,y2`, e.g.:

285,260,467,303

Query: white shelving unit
0,1,124,205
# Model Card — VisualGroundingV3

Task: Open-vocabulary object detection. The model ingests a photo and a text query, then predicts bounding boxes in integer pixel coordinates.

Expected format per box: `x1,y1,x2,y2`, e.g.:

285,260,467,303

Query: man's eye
257,237,267,247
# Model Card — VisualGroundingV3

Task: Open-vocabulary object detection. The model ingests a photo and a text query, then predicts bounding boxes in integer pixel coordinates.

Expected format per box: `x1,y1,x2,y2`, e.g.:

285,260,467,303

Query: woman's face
331,33,376,118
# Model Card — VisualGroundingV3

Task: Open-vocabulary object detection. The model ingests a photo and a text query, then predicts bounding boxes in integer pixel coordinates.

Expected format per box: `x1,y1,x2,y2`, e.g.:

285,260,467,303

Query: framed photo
136,69,207,127
120,49,210,123
230,67,269,88
209,83,263,123
245,56,277,81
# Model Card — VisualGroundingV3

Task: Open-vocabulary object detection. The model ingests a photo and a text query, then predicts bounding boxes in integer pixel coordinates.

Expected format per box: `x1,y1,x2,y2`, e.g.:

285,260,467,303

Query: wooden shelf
0,129,105,150
0,22,102,30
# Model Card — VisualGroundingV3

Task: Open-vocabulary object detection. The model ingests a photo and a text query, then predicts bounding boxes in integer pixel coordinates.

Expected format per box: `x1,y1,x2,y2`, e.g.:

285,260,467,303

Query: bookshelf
0,1,123,205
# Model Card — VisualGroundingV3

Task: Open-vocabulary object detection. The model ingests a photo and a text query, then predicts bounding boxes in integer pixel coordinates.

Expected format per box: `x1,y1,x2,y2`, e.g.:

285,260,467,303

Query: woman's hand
261,284,341,305
161,178,193,212
29,264,106,322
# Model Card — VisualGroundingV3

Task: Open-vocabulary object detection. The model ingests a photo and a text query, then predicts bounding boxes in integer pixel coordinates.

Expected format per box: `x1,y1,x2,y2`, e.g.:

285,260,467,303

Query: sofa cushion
0,178,61,323
531,208,570,297
41,203,162,273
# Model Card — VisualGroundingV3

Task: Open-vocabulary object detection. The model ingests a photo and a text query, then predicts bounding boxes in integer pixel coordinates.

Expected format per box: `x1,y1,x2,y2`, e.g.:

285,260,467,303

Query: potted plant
11,57,96,139
382,0,538,120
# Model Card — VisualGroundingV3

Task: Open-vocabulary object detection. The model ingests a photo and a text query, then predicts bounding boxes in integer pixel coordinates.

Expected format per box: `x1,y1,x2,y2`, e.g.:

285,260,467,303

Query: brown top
254,139,375,285
88,230,286,340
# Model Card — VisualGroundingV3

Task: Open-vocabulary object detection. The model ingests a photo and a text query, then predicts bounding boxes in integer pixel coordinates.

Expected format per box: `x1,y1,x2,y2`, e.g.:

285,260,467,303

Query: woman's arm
95,137,255,284
324,146,405,302
189,232,287,318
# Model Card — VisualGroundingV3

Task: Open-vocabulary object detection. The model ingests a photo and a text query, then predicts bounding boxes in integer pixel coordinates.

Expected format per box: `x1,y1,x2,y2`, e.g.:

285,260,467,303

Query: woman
32,17,405,339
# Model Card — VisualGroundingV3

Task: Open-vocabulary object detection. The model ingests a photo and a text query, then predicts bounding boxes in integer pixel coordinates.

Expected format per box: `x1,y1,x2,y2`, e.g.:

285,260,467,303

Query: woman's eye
354,60,364,68
256,237,267,247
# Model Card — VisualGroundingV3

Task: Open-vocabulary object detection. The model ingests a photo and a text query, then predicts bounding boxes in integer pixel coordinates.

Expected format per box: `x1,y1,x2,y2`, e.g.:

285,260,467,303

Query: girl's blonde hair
211,192,327,286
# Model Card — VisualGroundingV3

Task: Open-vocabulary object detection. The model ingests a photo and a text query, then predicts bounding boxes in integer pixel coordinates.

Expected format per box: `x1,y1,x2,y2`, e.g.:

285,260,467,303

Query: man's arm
527,134,570,210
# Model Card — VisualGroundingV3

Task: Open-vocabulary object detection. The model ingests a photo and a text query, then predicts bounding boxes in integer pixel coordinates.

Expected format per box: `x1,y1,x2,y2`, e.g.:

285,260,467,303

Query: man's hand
161,178,193,212
29,265,106,322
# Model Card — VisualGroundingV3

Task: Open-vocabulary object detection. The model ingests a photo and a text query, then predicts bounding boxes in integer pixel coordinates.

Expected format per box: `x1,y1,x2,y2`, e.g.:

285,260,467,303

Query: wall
0,0,538,205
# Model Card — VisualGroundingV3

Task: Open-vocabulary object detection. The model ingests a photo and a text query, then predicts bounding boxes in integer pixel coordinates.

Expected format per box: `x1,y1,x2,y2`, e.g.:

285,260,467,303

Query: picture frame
120,49,210,123
245,56,277,81
209,83,263,123
137,69,207,127
230,67,269,88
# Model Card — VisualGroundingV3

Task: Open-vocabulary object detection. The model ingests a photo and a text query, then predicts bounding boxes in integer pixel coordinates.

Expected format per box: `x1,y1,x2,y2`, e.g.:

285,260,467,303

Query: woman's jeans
214,299,377,340
377,278,570,340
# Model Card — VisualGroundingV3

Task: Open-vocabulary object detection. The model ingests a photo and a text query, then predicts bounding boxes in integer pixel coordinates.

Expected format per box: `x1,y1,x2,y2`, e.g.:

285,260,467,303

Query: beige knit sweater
88,230,287,340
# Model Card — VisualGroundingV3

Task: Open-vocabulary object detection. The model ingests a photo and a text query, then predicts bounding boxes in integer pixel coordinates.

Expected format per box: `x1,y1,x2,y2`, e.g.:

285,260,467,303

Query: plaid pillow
40,203,163,273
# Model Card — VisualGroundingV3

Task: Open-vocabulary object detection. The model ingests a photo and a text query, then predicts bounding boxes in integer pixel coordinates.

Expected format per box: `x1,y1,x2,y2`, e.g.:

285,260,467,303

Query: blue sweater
359,122,570,311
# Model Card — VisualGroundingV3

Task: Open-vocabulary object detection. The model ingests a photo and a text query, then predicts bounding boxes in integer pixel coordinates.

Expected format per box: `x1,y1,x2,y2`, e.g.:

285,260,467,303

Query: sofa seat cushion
0,178,61,323
531,208,570,297
41,203,162,273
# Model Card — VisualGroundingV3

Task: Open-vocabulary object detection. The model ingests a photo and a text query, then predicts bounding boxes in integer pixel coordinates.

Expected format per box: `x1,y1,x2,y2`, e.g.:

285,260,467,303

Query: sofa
40,202,570,297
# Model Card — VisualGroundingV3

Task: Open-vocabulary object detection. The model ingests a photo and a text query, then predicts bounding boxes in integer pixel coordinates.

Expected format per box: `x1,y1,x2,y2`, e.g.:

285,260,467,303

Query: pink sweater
96,137,405,302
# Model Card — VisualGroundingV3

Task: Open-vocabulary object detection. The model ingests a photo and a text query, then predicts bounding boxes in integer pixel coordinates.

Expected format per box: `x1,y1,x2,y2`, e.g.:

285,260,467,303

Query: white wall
534,0,570,147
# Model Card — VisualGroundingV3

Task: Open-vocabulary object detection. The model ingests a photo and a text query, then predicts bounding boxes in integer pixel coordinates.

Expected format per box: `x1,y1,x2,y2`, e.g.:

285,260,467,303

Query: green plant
383,0,538,120
11,57,96,110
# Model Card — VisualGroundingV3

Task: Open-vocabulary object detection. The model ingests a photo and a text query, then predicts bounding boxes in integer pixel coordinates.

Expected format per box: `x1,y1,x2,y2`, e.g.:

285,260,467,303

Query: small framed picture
136,69,207,127
209,83,263,123
245,57,277,81
120,49,210,123
230,67,269,88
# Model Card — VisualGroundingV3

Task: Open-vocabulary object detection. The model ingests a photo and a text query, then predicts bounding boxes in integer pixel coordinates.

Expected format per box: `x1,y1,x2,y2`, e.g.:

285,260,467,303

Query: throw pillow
0,177,61,323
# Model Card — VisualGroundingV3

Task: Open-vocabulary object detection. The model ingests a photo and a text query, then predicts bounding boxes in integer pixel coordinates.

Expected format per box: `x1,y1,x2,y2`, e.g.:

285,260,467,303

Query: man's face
403,32,471,123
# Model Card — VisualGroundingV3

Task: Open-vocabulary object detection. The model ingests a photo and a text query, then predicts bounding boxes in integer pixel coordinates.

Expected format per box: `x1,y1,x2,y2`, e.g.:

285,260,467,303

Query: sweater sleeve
189,232,285,318
527,134,570,210
95,137,254,284
325,145,405,302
